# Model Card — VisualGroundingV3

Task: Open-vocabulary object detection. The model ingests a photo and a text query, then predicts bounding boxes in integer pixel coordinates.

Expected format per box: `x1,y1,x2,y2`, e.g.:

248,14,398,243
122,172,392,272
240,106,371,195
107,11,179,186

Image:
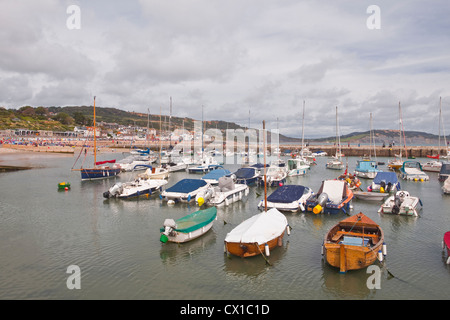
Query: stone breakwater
1,142,447,158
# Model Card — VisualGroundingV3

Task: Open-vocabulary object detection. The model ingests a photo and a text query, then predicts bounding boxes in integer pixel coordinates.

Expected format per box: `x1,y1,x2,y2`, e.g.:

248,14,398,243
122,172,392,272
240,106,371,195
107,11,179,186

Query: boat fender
167,200,175,205
299,202,305,212
447,256,450,265
187,195,191,202
264,243,270,256
313,204,323,214
380,187,384,193
378,250,383,262
286,225,291,236
382,242,387,256
419,199,423,206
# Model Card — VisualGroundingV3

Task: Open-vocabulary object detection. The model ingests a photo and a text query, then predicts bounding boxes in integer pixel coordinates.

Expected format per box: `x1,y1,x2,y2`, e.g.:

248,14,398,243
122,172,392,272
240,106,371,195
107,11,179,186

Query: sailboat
326,106,345,170
224,120,290,258
354,113,382,179
423,97,444,172
388,102,406,171
289,100,311,176
72,96,120,180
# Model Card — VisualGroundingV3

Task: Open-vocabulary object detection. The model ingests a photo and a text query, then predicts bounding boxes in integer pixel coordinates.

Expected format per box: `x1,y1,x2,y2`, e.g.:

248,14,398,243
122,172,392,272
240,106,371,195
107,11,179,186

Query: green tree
53,112,74,125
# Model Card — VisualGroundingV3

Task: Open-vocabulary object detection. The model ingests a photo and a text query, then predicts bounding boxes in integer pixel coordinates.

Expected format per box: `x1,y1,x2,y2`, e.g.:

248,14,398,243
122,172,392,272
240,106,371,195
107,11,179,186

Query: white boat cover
322,180,345,204
225,208,287,245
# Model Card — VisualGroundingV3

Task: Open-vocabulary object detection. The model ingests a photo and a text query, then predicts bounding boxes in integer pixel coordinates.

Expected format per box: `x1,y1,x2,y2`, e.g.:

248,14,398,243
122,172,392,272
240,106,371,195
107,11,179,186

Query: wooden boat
442,231,450,264
72,97,120,180
399,161,429,181
257,184,313,212
378,190,422,216
322,212,385,273
305,180,354,214
160,207,217,243
224,208,289,258
224,120,290,258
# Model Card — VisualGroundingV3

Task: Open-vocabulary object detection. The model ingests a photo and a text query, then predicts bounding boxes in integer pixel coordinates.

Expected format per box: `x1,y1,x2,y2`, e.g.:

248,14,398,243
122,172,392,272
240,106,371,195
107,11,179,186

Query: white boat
103,178,167,199
326,106,345,170
378,190,422,217
353,171,400,201
257,160,288,187
186,156,221,173
116,154,156,172
137,166,170,179
388,102,407,171
160,207,217,243
399,161,429,181
422,160,442,173
160,179,211,203
304,180,354,215
443,176,450,194
257,184,313,212
162,160,189,172
287,158,310,176
354,159,382,179
196,176,249,207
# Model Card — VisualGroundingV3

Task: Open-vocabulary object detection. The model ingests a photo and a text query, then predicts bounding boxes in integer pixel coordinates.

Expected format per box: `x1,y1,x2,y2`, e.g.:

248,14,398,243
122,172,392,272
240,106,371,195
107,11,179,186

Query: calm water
1,151,450,300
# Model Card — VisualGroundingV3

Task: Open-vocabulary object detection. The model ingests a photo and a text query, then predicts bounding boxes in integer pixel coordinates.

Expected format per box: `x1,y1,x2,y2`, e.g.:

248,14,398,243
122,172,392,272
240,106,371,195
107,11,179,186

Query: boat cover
218,176,235,191
320,180,346,204
267,185,306,203
225,208,287,245
373,172,398,184
440,163,450,175
160,207,217,233
165,179,207,194
234,167,256,179
202,169,231,181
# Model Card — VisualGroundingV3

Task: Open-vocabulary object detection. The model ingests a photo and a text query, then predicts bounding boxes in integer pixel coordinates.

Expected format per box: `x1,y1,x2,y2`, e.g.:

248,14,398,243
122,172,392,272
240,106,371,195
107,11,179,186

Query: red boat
443,232,450,264
427,154,439,159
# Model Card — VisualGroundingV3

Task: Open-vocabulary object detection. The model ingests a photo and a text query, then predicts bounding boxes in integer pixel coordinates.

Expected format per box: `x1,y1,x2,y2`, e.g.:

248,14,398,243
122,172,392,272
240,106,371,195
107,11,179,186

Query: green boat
160,207,217,243
58,182,71,190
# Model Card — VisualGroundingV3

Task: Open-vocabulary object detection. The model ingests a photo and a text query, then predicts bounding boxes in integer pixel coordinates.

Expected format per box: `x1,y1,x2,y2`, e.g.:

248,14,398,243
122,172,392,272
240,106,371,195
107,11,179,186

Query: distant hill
1,106,448,145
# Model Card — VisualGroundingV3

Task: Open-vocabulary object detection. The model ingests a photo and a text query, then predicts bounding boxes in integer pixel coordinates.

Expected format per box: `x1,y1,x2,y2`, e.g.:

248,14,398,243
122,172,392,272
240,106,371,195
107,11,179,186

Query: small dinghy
160,207,217,243
196,176,249,207
257,185,313,212
442,231,450,264
305,180,354,214
378,190,422,216
322,212,385,273
224,208,289,258
160,179,211,203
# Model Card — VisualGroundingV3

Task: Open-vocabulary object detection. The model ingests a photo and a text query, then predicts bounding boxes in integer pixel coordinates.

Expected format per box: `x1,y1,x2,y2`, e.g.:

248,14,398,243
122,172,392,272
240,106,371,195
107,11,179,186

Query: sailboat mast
439,97,442,160
263,120,267,212
301,101,305,156
93,96,97,165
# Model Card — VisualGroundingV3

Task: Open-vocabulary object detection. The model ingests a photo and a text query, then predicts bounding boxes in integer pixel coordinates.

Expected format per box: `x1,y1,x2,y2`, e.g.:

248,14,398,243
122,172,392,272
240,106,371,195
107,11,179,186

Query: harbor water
1,152,450,300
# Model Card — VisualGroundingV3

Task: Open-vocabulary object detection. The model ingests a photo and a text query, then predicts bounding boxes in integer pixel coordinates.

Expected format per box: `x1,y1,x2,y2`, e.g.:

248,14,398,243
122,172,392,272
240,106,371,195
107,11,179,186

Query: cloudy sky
1,0,449,138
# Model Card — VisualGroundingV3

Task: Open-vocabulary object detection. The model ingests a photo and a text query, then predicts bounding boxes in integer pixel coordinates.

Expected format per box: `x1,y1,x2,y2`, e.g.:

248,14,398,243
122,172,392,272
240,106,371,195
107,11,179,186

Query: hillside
0,106,447,145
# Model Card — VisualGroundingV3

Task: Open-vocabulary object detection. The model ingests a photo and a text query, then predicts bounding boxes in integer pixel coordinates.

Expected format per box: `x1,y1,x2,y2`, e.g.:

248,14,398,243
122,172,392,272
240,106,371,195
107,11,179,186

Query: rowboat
305,180,354,214
160,207,217,243
322,212,385,273
378,190,422,216
442,231,450,264
257,184,313,212
224,208,290,258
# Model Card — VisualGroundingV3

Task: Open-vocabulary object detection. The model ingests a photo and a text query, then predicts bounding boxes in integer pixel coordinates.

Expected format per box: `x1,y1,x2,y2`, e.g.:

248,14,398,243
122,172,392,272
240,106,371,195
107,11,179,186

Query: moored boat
305,180,353,214
230,167,260,186
195,176,249,207
322,212,385,273
257,184,313,212
160,207,217,243
287,158,310,176
422,160,442,173
399,161,429,181
442,176,450,194
439,163,450,182
354,159,382,179
353,172,400,201
103,178,167,199
378,190,422,216
160,179,211,203
442,231,450,264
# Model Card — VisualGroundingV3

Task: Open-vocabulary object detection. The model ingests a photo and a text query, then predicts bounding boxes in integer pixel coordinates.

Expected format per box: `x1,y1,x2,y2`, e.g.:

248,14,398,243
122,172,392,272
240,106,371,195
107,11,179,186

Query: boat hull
163,220,215,243
225,233,285,258
81,168,120,180
353,191,389,201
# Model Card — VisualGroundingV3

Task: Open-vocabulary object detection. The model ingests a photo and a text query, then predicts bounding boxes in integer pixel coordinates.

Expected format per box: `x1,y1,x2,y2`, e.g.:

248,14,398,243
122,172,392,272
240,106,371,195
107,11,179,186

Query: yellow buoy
198,197,205,207
313,204,322,214
380,187,384,193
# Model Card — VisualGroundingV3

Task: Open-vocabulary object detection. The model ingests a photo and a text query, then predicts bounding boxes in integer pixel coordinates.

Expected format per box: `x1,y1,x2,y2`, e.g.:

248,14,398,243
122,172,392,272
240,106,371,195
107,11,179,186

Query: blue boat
353,172,400,201
305,180,354,214
201,168,231,185
258,185,313,212
354,160,382,179
160,179,210,203
80,165,121,181
230,167,260,185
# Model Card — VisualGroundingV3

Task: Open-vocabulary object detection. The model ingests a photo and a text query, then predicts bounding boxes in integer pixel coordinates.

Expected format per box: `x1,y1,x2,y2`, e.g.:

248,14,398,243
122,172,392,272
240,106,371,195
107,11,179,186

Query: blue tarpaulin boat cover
165,179,207,193
202,169,231,180
234,168,256,179
373,172,398,184
267,185,306,203
440,163,450,175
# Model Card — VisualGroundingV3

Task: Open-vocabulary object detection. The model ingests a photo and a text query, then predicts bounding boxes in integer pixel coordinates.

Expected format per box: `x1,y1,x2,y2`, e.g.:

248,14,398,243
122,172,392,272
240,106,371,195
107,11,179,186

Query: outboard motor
103,182,123,198
313,193,328,214
392,193,402,214
160,219,177,243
